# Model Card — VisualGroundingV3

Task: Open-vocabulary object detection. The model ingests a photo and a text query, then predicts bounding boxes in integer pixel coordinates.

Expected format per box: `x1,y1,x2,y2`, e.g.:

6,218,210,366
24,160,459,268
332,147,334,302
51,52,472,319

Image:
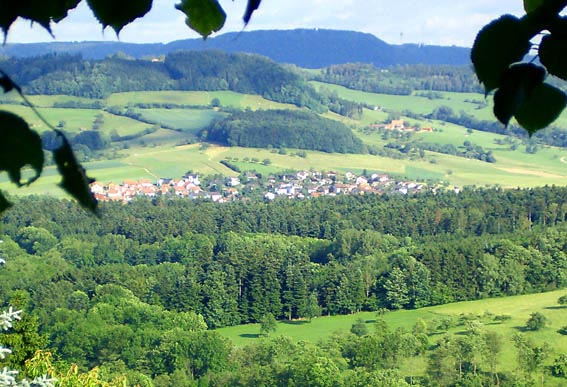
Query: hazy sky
6,0,524,47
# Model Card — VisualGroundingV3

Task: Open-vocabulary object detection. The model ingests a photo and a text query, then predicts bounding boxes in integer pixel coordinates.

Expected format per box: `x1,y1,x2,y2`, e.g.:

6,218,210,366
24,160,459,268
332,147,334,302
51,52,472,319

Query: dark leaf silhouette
0,0,80,37
471,15,532,94
0,75,17,94
0,192,12,213
515,83,567,135
244,0,262,25
87,0,152,35
0,110,44,187
493,63,545,126
53,133,98,214
539,34,567,80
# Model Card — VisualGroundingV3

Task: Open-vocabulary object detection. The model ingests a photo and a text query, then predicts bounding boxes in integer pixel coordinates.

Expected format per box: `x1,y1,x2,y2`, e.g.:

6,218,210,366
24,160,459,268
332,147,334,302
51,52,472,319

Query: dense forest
3,187,567,385
205,109,364,153
311,63,484,94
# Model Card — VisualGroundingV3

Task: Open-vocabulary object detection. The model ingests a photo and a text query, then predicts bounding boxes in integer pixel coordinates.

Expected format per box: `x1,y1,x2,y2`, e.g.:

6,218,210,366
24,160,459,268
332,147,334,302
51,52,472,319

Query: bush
525,312,548,331
493,314,512,323
552,354,567,378
350,318,368,337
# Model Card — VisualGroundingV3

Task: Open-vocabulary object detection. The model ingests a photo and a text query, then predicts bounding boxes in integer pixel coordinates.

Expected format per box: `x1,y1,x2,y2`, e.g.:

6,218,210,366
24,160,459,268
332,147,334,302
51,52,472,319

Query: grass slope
106,90,298,111
131,108,225,134
216,289,567,384
310,81,496,120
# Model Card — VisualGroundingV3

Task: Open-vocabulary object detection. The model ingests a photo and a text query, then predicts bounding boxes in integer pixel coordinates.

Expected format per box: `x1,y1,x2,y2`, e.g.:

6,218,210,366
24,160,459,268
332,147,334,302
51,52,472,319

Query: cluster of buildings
371,119,433,132
90,170,429,204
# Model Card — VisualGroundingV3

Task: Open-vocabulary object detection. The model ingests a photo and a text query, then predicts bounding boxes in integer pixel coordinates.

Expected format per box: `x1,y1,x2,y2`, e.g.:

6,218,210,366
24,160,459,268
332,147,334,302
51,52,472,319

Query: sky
6,0,525,47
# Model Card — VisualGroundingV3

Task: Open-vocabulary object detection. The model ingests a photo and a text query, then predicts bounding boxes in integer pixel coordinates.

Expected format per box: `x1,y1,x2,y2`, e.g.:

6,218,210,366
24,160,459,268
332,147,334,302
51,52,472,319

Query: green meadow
216,289,567,383
131,108,225,134
310,81,496,120
106,90,297,111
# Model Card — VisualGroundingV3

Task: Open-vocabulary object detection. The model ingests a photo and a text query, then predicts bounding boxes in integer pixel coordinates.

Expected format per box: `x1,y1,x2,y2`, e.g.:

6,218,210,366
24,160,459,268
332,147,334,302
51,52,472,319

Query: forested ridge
0,29,472,67
3,187,567,384
0,51,326,111
311,63,484,94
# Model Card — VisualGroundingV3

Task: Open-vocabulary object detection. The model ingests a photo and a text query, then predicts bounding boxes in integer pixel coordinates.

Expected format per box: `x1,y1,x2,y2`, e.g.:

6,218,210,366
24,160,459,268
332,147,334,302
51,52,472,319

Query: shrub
525,312,548,331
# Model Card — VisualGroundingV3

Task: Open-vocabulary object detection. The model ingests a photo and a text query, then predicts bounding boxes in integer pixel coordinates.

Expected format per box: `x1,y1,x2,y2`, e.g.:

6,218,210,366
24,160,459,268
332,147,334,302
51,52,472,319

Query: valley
3,31,567,386
2,84,567,198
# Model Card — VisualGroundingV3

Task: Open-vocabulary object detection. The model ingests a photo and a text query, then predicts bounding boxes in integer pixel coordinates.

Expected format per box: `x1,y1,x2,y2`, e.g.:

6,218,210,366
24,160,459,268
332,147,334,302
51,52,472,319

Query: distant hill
0,51,326,111
0,29,471,68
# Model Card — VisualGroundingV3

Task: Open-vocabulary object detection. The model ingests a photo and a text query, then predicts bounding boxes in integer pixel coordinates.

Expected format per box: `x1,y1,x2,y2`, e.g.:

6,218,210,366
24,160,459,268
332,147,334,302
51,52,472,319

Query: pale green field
216,289,567,384
0,104,150,137
100,112,154,136
0,94,101,107
0,105,98,132
311,81,496,120
132,108,225,134
106,90,298,111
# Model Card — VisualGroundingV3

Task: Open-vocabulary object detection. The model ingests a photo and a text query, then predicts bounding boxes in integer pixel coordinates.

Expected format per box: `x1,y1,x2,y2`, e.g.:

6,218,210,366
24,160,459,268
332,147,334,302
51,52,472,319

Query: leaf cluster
472,1,567,135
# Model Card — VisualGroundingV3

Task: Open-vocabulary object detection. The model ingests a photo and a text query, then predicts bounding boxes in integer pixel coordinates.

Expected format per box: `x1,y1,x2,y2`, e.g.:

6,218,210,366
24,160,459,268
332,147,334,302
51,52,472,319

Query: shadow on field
240,333,261,338
513,326,529,332
544,306,566,310
281,320,309,326
365,319,377,324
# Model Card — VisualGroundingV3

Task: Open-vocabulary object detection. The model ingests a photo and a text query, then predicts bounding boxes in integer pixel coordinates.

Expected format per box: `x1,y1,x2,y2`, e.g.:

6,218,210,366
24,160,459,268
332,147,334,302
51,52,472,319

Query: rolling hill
0,29,471,67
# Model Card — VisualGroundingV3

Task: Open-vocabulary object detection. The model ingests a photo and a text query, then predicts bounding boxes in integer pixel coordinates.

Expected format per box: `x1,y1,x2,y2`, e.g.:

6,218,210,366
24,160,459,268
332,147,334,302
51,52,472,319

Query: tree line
310,63,484,95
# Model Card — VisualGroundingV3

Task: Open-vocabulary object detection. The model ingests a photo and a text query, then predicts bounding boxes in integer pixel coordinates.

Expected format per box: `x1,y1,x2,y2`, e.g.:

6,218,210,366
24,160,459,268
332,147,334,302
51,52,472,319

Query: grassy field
216,289,567,383
0,104,150,137
106,90,298,111
0,94,101,107
310,81,497,120
131,108,225,134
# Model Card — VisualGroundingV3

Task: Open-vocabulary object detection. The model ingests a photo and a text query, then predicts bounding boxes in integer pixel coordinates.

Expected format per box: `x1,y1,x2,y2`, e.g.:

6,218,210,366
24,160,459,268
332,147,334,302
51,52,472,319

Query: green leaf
176,0,226,38
0,191,12,214
53,133,98,214
243,0,262,25
493,63,546,126
471,15,532,94
87,0,153,35
524,0,545,13
515,83,567,135
539,34,567,80
0,111,44,186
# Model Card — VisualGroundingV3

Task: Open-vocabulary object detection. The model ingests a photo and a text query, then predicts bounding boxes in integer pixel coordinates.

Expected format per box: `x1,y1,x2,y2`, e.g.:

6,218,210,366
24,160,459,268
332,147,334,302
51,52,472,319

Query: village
90,168,436,204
